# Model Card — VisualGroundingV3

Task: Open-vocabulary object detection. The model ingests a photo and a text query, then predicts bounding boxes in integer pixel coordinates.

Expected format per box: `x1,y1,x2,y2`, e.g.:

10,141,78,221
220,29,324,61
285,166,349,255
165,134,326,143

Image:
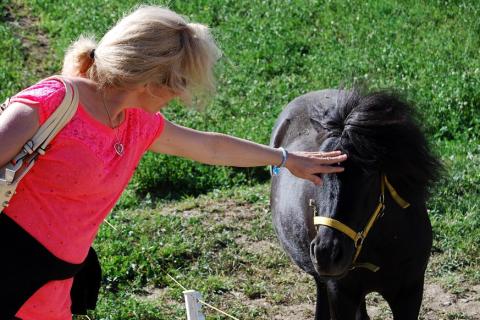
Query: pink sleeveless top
3,78,165,319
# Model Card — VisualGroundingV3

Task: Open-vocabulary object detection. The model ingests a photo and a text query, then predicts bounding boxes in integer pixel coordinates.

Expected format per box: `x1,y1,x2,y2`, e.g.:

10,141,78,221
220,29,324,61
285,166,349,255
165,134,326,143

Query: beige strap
1,76,78,209
25,76,79,154
39,78,78,148
9,76,78,181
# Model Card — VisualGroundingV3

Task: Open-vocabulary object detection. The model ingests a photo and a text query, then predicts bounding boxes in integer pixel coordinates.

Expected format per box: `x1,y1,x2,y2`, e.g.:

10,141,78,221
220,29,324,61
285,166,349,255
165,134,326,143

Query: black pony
270,88,441,319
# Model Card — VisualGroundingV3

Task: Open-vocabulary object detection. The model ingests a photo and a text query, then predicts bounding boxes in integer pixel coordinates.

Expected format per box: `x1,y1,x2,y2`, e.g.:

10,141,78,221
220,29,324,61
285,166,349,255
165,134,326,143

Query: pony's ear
309,117,324,134
272,118,291,148
309,107,330,134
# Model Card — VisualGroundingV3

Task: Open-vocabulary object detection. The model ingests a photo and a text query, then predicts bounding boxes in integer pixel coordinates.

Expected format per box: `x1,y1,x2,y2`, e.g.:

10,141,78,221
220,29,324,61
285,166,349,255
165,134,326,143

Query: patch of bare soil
366,283,480,320
230,202,479,319
141,198,480,320
2,1,51,76
233,274,480,320
421,283,480,320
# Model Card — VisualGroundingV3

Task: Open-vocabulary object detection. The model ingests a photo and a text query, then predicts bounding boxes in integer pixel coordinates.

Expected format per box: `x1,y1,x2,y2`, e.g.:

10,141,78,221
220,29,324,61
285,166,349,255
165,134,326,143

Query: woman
0,5,346,319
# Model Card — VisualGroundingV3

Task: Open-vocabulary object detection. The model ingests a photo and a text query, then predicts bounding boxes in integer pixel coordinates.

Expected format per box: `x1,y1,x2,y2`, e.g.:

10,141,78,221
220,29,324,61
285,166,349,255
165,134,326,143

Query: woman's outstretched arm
149,119,346,185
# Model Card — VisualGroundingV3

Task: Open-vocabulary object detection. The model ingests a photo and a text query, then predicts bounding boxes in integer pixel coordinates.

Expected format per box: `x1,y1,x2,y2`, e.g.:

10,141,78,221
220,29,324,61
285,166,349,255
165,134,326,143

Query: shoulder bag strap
14,76,79,158
1,76,79,208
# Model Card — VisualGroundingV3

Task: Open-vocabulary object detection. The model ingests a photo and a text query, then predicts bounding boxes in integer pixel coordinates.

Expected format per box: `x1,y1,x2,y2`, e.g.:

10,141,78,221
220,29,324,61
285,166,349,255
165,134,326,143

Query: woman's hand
150,120,347,185
285,150,347,185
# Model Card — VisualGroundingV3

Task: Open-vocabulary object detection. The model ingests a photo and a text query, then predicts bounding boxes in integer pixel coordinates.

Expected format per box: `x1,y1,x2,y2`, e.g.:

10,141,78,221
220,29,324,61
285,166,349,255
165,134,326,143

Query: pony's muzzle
310,233,351,277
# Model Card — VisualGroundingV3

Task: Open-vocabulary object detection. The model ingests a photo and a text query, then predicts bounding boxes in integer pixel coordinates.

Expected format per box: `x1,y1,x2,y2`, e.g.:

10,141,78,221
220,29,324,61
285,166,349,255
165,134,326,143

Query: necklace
102,94,124,156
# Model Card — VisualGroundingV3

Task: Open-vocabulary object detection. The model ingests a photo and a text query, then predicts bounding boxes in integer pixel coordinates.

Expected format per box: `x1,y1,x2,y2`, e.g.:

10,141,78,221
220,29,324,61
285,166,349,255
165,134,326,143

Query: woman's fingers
283,150,348,183
297,151,347,163
301,150,343,157
309,174,323,185
304,165,341,185
314,165,345,174
316,150,342,156
316,154,347,164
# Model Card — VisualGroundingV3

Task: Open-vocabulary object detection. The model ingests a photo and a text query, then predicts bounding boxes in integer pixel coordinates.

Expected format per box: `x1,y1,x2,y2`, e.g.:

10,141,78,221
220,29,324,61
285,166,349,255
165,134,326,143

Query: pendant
114,143,124,156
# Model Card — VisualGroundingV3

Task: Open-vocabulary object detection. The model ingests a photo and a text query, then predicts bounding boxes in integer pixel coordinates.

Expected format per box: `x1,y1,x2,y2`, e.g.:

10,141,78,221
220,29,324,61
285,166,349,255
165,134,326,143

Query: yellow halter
310,175,410,272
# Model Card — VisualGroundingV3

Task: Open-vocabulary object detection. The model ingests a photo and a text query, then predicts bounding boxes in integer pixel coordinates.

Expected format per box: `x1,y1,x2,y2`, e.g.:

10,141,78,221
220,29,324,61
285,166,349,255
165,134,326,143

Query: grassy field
1,0,479,319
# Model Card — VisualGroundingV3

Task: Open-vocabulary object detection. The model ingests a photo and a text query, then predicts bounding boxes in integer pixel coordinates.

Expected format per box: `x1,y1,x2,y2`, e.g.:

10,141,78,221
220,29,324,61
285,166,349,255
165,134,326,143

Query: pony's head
308,88,442,278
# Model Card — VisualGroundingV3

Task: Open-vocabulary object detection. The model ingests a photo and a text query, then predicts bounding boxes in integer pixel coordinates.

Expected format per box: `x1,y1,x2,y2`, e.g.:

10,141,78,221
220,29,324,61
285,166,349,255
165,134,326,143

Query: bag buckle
1,160,23,185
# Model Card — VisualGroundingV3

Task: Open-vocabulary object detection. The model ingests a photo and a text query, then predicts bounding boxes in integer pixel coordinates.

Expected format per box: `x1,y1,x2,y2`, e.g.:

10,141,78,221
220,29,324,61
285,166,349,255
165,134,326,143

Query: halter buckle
379,204,386,218
354,232,365,248
309,198,318,217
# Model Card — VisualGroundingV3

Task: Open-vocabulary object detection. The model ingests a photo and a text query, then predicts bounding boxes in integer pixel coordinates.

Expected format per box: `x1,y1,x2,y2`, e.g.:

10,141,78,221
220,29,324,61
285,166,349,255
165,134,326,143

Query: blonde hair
62,5,221,106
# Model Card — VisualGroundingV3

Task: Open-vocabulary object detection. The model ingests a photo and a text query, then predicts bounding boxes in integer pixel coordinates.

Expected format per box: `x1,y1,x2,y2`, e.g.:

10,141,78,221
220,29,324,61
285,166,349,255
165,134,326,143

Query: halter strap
311,174,409,272
313,216,358,242
384,176,410,209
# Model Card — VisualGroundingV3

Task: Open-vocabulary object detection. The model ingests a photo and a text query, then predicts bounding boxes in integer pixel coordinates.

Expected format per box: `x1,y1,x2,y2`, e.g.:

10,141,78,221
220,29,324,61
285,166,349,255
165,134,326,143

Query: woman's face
137,83,180,113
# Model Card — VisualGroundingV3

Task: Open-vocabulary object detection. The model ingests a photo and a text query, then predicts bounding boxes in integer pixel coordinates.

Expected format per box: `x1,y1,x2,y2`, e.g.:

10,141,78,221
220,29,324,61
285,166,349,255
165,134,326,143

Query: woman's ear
131,83,152,97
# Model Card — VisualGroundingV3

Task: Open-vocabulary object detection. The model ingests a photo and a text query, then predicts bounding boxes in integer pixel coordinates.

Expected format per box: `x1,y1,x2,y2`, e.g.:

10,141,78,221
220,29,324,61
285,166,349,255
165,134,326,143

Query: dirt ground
417,283,480,320
141,198,480,320
237,242,480,320
231,200,479,320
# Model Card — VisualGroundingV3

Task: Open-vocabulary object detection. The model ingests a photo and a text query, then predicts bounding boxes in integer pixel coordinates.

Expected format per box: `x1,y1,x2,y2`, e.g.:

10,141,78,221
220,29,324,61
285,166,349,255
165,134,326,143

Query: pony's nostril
313,243,330,262
310,239,345,270
310,242,316,260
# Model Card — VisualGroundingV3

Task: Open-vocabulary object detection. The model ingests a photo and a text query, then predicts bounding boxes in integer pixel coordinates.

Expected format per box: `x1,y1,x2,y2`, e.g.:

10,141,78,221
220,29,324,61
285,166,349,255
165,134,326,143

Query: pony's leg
355,299,370,320
326,283,363,320
383,278,425,320
314,276,330,320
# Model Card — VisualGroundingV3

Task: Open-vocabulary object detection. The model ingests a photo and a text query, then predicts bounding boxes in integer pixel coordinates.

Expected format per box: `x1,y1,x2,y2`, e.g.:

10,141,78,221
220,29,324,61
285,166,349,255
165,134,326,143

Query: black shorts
0,213,101,319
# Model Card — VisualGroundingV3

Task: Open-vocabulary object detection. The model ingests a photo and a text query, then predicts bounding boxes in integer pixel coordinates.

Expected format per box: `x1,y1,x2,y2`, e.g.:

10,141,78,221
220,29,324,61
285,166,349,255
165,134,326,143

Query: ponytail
62,35,96,77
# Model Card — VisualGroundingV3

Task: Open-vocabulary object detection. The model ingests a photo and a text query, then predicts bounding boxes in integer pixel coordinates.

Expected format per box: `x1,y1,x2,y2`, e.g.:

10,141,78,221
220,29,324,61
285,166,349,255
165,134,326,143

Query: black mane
316,88,442,199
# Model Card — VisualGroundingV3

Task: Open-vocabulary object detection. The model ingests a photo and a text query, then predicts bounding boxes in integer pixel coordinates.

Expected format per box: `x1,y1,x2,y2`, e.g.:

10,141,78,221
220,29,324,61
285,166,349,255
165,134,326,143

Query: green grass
429,139,480,282
2,0,479,197
1,0,479,318
95,180,478,319
92,184,277,319
0,7,31,93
